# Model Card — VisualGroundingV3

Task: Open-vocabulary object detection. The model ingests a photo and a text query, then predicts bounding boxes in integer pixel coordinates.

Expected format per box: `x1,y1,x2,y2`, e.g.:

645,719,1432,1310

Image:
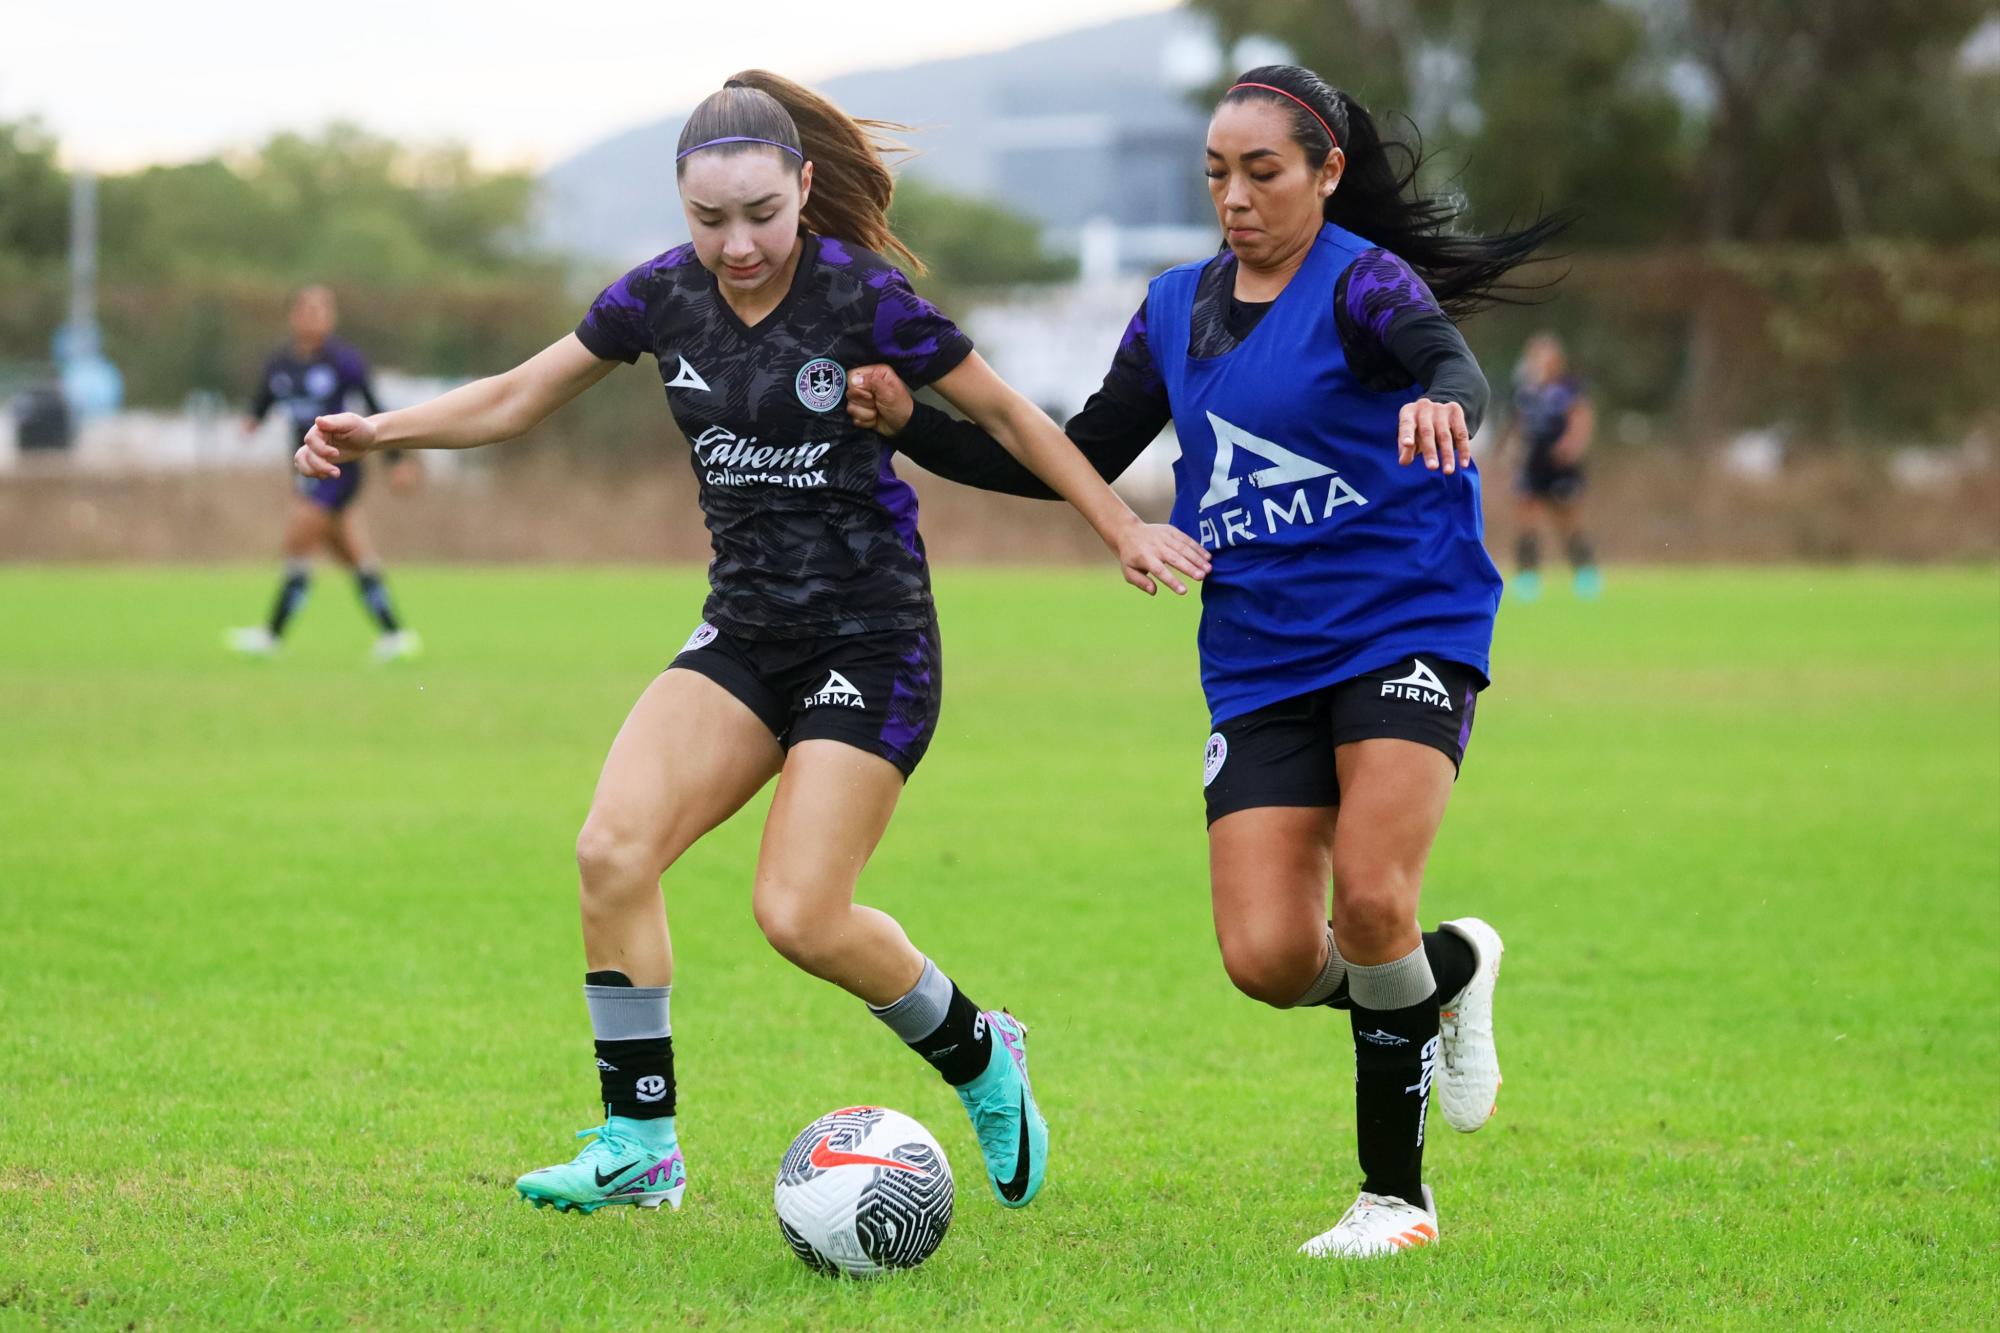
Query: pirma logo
1380,659,1452,710
795,357,846,412
804,670,865,709
1203,732,1228,788
666,356,710,392
681,622,718,654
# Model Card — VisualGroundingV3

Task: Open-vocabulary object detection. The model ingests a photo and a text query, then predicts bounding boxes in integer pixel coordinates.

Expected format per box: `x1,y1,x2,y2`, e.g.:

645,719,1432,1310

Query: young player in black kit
294,72,1208,1217
1500,332,1600,600
229,284,420,660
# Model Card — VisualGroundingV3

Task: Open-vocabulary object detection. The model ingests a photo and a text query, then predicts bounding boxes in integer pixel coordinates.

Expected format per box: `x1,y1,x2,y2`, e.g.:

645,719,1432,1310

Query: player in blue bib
847,64,1565,1259
293,72,1206,1219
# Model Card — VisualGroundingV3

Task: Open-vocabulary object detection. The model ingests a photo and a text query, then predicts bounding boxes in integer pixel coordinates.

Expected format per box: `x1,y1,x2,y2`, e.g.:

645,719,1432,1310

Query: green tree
890,177,1077,301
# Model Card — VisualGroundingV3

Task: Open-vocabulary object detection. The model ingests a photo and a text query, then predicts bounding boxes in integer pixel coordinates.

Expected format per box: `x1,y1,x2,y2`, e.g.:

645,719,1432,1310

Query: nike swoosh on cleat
593,1159,641,1188
995,1090,1033,1202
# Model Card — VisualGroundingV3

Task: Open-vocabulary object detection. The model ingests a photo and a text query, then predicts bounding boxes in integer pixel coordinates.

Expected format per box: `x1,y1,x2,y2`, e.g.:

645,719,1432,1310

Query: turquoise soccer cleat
954,1010,1049,1208
1573,566,1604,600
1510,570,1543,603
514,1116,686,1213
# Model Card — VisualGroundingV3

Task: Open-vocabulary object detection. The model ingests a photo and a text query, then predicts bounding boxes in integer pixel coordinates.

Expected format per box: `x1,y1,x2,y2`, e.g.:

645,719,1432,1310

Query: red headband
1227,82,1340,152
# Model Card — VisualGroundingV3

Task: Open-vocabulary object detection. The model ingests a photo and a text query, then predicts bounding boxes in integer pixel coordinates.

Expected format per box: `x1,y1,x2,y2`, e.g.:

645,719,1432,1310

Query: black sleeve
893,382,1169,501
247,364,275,422
352,373,384,417
890,297,1172,499
1381,312,1490,436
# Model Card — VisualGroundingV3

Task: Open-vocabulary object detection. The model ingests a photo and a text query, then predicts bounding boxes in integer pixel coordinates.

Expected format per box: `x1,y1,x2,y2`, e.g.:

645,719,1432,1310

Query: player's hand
1115,520,1211,597
1397,398,1472,475
846,365,915,438
389,456,423,493
295,413,375,478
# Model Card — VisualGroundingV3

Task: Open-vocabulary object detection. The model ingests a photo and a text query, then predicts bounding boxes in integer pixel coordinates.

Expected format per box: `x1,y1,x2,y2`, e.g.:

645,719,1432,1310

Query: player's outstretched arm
924,353,1210,597
295,334,618,478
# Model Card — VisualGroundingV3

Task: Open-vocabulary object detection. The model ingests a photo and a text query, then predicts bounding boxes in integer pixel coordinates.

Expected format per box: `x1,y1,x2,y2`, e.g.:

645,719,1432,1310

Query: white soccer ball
774,1105,954,1277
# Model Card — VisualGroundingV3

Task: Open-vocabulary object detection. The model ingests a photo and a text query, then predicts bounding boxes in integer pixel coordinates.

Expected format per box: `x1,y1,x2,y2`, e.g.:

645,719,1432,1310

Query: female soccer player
1500,331,1600,600
294,72,1207,1216
844,64,1564,1258
229,284,420,661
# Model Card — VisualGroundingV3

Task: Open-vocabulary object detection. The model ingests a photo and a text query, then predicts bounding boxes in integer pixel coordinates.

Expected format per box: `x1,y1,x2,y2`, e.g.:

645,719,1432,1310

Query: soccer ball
774,1106,954,1277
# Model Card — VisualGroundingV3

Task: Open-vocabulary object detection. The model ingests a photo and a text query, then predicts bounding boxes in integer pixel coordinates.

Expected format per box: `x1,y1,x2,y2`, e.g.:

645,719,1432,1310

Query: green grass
2,564,1996,1329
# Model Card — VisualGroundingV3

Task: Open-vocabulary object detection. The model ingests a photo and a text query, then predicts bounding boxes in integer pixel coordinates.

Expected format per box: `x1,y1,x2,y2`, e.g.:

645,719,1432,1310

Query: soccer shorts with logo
667,615,943,778
1201,656,1484,824
296,461,364,512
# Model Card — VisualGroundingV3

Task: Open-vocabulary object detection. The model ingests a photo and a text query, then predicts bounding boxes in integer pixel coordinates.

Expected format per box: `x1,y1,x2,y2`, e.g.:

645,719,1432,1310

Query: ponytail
1222,65,1568,319
678,71,924,275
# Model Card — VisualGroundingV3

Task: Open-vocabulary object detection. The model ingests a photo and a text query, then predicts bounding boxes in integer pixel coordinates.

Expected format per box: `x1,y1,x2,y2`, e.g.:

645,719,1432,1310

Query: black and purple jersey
249,337,381,436
1514,374,1584,461
576,235,973,640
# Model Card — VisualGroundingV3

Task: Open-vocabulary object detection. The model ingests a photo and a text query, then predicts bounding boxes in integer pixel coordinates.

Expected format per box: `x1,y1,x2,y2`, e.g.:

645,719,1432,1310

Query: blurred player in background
1501,332,1599,601
293,73,1205,1220
847,63,1566,1259
227,284,421,660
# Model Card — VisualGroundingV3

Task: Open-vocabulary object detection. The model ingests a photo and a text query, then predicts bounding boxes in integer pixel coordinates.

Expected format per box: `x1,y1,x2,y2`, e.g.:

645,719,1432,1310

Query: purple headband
676,135,804,162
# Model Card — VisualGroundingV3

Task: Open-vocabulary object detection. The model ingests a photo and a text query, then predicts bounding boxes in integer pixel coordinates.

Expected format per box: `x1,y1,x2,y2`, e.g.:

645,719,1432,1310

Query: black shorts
668,616,943,778
1202,656,1484,824
1518,457,1585,502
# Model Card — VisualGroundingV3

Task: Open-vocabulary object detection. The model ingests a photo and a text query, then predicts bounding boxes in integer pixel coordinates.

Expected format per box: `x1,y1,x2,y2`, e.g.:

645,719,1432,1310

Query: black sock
267,568,310,636
355,568,401,633
1566,532,1596,570
1321,932,1477,1010
1350,997,1439,1204
1515,531,1542,572
911,984,994,1087
1427,930,1478,1006
595,1036,675,1119
584,969,674,1120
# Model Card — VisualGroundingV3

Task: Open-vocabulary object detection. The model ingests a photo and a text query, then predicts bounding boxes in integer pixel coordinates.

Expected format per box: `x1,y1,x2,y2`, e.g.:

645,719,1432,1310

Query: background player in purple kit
1499,331,1600,600
227,284,420,660
293,72,1208,1219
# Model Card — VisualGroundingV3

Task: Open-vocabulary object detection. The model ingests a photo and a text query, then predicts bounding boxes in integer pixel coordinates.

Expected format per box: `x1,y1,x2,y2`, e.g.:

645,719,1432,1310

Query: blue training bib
1148,223,1502,724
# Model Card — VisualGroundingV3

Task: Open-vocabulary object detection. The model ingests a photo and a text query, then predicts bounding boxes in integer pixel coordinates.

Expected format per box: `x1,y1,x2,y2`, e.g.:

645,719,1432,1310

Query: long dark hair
676,71,924,274
1221,65,1567,319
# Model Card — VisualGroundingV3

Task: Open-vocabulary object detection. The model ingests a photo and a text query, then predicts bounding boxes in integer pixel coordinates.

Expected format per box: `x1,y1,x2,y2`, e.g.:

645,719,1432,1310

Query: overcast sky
3,0,1179,170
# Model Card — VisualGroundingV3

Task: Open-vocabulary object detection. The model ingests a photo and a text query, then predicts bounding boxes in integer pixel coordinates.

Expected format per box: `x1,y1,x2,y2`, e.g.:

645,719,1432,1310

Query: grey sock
1286,925,1347,1007
583,983,671,1041
868,957,951,1043
1347,944,1437,1011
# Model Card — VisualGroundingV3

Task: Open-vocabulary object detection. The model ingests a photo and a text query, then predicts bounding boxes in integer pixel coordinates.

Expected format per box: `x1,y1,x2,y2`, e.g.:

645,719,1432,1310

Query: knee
752,892,833,972
575,819,668,911
1331,858,1420,958
1217,925,1321,1008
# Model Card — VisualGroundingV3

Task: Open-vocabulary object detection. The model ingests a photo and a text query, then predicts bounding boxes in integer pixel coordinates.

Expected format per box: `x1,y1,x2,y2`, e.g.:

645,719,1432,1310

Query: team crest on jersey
1203,732,1228,787
794,357,846,413
304,364,338,399
681,622,718,654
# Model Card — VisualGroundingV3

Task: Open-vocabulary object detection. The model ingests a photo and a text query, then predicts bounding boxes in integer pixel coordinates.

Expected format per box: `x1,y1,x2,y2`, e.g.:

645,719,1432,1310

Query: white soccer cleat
372,629,422,663
1437,916,1504,1132
226,626,278,656
1298,1186,1438,1259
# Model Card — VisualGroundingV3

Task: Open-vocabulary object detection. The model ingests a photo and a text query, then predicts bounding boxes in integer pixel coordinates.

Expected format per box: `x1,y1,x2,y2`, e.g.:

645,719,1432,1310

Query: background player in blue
845,64,1567,1259
1500,331,1600,600
294,72,1208,1218
228,284,420,661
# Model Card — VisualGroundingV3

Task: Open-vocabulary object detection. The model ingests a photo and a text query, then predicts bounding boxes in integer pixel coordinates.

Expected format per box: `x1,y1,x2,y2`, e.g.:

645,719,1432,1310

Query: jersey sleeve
866,270,974,390
575,264,654,364
247,358,277,422
336,345,384,415
1341,247,1445,344
889,300,1170,501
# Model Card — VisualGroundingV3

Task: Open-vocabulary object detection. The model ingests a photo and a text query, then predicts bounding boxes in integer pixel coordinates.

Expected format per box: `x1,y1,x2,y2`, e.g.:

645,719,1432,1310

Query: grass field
2,564,1996,1329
